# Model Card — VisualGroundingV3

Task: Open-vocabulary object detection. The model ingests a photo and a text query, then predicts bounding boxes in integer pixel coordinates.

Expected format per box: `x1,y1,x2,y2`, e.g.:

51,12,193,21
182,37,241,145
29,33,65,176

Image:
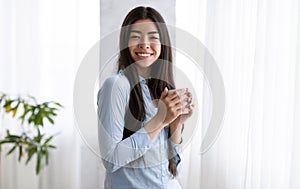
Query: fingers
179,90,193,115
160,87,169,100
166,88,186,101
158,87,194,125
165,88,193,110
174,101,185,111
185,103,195,116
188,103,195,111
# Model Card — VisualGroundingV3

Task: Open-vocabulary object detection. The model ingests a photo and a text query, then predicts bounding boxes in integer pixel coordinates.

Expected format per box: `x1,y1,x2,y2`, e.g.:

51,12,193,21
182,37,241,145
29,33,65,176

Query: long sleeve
97,75,154,173
164,126,183,175
170,140,183,175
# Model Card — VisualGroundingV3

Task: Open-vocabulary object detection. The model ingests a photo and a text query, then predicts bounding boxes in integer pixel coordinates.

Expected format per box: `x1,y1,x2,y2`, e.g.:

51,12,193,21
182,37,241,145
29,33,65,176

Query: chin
135,60,156,68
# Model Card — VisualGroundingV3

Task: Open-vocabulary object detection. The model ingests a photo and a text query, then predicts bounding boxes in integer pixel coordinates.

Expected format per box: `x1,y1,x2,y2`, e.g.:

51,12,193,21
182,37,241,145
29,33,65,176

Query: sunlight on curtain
175,0,207,188
245,0,300,188
0,0,99,188
178,0,300,189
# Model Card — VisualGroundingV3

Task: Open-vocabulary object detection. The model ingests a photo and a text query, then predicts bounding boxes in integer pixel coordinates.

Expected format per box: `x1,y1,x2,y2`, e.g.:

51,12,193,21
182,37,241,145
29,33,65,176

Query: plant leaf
45,115,54,124
47,145,56,149
19,107,31,125
45,150,49,165
26,147,37,164
36,150,43,175
3,99,12,110
12,101,20,117
0,93,6,99
5,134,20,140
6,145,17,155
0,140,16,145
44,136,54,145
12,108,17,117
5,104,11,113
54,102,63,107
18,145,23,161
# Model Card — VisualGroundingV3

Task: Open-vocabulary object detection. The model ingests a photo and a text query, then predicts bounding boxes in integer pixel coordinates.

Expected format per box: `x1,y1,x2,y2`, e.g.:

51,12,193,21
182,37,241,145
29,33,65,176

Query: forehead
130,19,158,33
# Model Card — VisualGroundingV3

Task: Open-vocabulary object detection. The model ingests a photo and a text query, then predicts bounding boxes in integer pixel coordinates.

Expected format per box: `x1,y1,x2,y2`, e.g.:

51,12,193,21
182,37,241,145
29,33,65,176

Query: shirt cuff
169,140,183,170
130,127,154,150
169,140,183,156
173,154,181,166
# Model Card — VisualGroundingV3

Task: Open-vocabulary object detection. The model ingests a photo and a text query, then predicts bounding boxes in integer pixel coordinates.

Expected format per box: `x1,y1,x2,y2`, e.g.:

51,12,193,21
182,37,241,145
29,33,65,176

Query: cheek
128,40,138,47
155,45,161,57
128,46,135,55
128,49,136,60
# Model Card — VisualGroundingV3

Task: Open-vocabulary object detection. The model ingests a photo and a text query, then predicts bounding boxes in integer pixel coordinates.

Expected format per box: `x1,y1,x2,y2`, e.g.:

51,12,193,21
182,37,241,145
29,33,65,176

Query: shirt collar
118,69,147,85
139,75,147,85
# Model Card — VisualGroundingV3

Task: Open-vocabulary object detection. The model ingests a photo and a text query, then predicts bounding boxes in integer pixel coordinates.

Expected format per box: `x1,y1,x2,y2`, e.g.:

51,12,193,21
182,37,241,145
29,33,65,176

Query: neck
137,67,151,79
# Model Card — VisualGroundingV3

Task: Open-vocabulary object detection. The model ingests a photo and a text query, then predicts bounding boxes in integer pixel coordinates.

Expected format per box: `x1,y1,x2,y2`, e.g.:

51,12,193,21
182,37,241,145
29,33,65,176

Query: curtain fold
191,0,300,189
0,0,99,188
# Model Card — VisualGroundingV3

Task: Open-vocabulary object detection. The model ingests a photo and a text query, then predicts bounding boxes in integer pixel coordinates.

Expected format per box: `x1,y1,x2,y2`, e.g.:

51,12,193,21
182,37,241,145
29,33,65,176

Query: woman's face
128,19,161,69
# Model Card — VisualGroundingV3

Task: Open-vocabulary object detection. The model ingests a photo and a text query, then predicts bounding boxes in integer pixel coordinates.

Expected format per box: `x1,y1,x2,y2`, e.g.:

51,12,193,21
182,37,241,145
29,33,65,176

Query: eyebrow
130,30,159,35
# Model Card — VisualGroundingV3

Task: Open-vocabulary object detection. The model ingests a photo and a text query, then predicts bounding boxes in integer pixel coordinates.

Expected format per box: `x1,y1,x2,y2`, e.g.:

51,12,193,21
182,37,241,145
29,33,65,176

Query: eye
150,36,159,40
130,35,140,39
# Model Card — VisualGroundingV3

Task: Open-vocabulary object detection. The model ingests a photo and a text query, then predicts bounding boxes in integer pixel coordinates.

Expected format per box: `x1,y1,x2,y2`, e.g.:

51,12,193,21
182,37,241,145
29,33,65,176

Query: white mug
167,89,190,114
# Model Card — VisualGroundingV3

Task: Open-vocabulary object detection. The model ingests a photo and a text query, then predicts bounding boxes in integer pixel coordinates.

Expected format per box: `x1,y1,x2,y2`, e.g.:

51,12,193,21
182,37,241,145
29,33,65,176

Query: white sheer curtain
0,0,99,188
177,0,300,188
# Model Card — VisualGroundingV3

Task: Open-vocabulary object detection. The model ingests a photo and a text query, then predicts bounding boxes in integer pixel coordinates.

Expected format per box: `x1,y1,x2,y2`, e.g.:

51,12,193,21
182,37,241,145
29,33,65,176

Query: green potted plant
0,92,62,174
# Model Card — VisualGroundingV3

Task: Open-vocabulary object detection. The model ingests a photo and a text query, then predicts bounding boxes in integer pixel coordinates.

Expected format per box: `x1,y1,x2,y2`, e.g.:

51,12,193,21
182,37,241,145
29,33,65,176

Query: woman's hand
156,87,188,127
170,88,194,127
146,87,194,140
169,89,194,143
169,104,194,143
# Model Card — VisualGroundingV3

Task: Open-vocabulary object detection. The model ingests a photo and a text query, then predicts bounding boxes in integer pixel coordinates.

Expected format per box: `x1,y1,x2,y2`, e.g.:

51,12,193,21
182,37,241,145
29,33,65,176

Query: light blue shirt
97,70,182,189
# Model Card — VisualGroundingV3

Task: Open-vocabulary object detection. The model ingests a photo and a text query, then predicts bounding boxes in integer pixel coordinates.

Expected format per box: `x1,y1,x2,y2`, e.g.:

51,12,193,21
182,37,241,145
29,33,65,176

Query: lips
135,52,154,57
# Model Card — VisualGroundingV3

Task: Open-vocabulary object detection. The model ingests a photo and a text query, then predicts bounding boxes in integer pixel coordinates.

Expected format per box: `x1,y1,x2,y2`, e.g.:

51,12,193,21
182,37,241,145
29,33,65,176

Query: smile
136,52,154,57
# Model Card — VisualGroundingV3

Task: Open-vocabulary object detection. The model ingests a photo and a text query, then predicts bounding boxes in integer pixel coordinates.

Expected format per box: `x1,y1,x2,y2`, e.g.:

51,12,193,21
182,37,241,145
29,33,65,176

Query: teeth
137,53,151,57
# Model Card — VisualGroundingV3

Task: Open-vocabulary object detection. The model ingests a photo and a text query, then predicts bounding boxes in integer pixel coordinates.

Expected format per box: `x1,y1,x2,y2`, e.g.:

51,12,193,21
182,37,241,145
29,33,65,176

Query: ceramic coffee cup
168,88,190,114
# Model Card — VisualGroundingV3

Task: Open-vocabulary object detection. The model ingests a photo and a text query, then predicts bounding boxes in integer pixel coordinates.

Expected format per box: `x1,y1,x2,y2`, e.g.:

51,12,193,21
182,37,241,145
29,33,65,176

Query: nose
138,37,150,49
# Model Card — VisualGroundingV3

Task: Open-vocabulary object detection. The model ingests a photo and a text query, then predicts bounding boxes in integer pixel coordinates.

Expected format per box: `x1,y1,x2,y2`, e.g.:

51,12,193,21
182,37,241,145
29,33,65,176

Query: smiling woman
97,6,194,189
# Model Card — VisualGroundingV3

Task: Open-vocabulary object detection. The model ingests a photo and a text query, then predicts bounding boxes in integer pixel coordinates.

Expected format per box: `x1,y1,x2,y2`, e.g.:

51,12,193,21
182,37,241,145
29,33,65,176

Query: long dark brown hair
118,6,179,176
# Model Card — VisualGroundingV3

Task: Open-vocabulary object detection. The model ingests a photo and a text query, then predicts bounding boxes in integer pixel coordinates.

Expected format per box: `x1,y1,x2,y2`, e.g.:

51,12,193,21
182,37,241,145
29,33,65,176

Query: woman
98,6,194,189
